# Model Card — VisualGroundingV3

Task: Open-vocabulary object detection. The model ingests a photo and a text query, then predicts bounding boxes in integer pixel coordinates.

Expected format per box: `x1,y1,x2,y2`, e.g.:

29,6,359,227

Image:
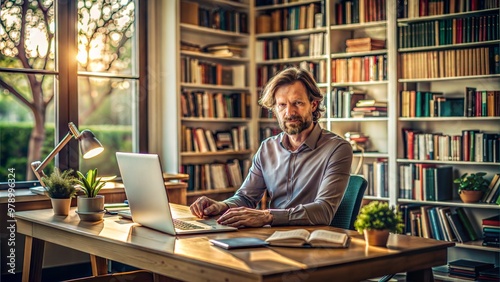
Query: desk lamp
31,122,104,187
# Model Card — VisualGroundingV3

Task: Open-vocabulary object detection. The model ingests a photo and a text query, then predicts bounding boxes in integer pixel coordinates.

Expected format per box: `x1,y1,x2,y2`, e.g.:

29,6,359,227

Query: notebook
115,152,237,235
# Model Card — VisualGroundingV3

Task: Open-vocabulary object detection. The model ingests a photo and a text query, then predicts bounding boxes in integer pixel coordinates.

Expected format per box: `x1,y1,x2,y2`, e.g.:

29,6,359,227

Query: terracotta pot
50,198,72,216
364,229,390,247
459,190,483,203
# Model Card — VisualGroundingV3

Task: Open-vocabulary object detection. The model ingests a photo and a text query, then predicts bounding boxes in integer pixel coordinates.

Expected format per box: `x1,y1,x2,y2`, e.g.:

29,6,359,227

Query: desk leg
90,255,108,276
407,268,434,282
22,236,44,282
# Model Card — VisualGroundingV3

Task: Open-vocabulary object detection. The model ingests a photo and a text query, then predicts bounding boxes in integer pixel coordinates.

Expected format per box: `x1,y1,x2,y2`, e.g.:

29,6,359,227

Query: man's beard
278,115,312,135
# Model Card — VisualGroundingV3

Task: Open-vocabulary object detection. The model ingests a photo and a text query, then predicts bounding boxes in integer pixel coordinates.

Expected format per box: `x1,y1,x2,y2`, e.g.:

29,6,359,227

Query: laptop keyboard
173,219,206,230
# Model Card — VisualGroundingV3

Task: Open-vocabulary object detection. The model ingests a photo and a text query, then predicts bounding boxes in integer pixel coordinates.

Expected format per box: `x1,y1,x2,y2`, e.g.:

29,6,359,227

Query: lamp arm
31,131,75,185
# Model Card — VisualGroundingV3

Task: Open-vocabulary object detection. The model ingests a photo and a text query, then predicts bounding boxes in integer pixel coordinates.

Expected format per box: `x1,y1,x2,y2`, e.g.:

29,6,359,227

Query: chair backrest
330,174,368,230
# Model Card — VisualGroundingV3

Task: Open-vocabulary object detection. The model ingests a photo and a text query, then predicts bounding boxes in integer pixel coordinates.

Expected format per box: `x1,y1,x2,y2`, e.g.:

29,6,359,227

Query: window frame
0,0,148,188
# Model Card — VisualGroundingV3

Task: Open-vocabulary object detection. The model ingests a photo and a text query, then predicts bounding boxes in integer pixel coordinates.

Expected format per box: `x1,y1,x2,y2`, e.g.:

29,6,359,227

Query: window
0,0,147,187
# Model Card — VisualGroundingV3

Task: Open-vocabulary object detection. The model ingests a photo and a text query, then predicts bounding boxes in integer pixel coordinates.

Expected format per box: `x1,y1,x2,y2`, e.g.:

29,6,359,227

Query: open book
265,229,350,248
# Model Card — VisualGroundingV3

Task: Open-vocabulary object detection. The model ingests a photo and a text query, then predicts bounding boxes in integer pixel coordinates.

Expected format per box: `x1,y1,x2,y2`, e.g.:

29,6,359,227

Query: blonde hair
259,67,325,122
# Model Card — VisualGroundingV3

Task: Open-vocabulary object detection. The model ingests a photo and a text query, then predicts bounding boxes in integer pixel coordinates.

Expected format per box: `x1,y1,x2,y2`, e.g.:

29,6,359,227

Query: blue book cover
428,207,444,240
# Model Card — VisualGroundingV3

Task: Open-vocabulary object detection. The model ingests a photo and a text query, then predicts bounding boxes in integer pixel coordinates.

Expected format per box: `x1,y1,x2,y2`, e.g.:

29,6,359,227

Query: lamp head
78,129,104,159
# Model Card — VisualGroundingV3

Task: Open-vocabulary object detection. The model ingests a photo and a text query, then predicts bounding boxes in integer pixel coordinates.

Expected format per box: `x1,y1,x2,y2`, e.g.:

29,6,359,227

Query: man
190,67,353,227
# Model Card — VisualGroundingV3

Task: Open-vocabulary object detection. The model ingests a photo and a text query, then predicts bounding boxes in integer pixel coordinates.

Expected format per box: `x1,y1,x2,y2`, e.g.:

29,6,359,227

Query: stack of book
345,37,385,53
351,100,388,117
181,41,201,52
478,267,500,281
448,259,495,281
482,215,500,248
203,42,246,58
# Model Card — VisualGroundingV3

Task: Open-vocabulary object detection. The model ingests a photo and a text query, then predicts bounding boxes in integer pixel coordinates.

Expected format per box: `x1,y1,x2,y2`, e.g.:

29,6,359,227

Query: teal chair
330,174,368,230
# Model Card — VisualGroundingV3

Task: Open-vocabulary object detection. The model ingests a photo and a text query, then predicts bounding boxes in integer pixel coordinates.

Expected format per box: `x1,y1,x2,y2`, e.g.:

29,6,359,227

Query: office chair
330,174,368,230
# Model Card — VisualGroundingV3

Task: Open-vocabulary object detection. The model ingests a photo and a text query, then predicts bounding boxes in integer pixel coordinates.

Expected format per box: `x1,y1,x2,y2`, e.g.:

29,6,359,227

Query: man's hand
189,196,229,218
217,207,273,228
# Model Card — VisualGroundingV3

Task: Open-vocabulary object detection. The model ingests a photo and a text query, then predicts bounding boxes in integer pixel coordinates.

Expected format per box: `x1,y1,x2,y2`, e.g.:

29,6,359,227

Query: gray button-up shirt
224,123,353,226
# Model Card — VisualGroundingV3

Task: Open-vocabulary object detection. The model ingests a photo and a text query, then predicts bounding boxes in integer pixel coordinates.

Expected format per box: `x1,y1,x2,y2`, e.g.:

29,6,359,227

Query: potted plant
454,172,489,203
76,168,107,221
41,168,78,216
354,201,403,246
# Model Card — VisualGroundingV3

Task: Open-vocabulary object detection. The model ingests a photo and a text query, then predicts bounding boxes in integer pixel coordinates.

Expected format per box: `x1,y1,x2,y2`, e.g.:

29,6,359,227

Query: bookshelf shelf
397,8,500,23
363,195,389,201
181,117,251,123
256,55,328,65
180,23,249,38
180,50,250,63
331,49,387,58
323,117,388,122
181,149,253,157
398,199,500,210
354,152,389,158
331,81,388,87
255,27,327,39
455,240,500,252
254,0,322,11
396,159,500,166
398,40,500,53
398,117,500,121
180,83,249,91
399,74,500,83
330,21,387,30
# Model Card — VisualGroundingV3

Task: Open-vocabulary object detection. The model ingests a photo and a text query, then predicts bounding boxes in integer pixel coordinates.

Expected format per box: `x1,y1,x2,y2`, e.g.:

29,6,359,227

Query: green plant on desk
354,201,403,234
42,168,78,199
76,168,107,197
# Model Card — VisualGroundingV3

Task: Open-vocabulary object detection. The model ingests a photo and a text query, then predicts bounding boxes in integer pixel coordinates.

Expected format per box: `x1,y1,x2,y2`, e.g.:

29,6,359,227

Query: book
482,215,500,227
265,229,350,248
209,237,269,249
448,259,495,273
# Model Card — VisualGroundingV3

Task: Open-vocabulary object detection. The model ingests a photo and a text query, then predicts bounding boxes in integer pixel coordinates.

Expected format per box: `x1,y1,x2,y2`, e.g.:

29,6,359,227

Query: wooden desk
16,205,454,282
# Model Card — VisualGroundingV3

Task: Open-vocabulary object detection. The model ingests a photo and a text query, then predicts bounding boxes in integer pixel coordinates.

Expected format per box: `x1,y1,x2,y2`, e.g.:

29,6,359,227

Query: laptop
115,152,237,235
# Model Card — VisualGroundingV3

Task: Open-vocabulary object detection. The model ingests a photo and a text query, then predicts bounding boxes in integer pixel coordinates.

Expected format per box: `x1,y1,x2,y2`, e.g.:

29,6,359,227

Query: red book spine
475,90,482,116
483,220,500,227
462,131,470,161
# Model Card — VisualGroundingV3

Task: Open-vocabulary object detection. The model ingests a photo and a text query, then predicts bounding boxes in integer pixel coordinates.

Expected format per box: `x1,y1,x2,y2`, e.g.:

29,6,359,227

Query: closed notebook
209,237,269,249
265,229,350,248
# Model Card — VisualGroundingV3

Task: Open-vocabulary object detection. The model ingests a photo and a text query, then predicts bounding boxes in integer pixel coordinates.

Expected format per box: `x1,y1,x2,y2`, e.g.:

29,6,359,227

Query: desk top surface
15,204,455,278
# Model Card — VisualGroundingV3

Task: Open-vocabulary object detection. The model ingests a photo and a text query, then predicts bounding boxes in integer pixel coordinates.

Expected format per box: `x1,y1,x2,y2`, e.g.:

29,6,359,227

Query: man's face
274,82,317,135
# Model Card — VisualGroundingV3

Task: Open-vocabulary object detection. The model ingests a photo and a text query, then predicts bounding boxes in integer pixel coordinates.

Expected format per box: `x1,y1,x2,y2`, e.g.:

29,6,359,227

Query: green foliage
354,201,404,234
453,172,489,194
41,168,78,199
76,168,106,198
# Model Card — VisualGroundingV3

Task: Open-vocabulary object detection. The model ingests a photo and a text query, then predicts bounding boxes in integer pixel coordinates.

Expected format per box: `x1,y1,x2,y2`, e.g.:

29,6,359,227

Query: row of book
180,91,251,119
180,57,245,87
400,205,479,243
181,159,250,191
257,61,326,87
465,87,500,117
181,42,246,58
400,46,500,79
256,3,321,33
181,126,249,153
400,90,500,118
401,129,500,162
331,55,387,83
399,14,499,49
447,259,498,281
398,164,453,201
333,0,386,25
397,0,500,19
180,2,248,34
330,88,388,118
362,160,389,198
255,33,326,61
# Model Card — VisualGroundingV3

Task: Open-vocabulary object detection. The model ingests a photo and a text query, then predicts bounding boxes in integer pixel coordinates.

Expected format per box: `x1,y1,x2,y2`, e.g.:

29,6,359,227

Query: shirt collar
279,122,321,151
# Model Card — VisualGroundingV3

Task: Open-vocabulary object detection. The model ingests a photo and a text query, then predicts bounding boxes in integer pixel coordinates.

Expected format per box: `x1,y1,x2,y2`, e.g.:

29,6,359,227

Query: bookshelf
395,0,500,274
172,0,256,203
